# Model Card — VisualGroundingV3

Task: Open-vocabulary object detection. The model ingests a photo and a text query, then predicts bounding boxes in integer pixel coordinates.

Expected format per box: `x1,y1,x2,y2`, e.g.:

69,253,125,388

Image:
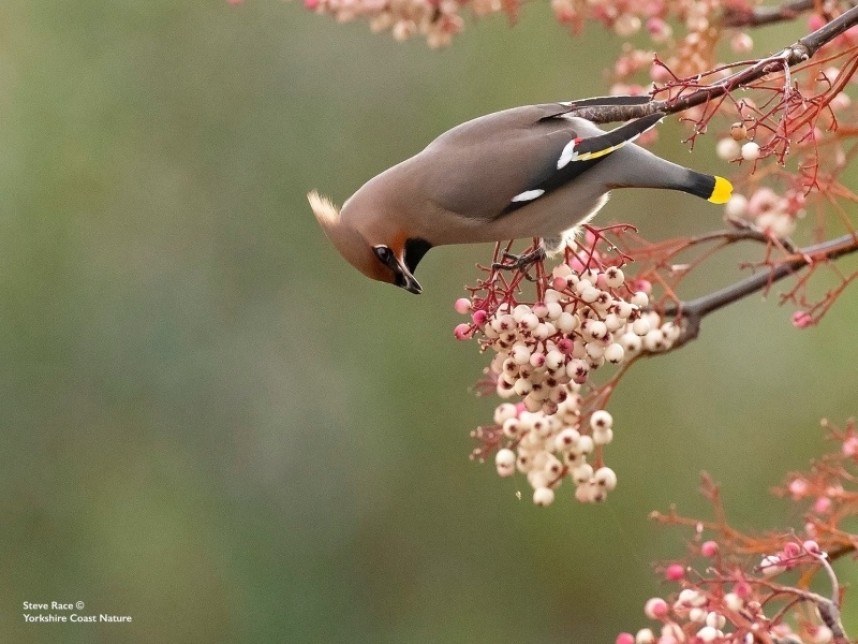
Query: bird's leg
492,242,546,274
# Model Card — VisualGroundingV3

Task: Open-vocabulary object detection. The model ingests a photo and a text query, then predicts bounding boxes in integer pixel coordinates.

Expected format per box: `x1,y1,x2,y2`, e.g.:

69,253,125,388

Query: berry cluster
723,185,806,240
616,420,858,643
605,0,758,97
302,0,481,48
617,539,841,644
781,418,858,540
300,0,842,56
490,404,619,506
460,243,683,505
702,36,856,189
619,541,835,644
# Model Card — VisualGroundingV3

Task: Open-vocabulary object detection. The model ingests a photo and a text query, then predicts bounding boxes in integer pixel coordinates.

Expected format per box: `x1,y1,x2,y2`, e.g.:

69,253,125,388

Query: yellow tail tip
708,176,733,205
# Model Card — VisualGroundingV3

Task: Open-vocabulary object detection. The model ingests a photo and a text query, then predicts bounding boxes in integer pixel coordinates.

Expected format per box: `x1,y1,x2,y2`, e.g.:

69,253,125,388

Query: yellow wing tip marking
577,145,620,162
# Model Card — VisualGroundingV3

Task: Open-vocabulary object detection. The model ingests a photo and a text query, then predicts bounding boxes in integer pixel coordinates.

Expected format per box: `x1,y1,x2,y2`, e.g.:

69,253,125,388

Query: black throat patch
404,237,433,274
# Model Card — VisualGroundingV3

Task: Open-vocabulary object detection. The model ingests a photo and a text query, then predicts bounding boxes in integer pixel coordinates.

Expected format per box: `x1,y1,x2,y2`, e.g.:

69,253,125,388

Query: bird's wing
498,111,665,217
418,103,664,221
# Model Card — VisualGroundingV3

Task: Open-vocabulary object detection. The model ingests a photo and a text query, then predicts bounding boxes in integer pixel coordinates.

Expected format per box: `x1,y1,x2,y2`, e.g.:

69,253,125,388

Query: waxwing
309,96,733,294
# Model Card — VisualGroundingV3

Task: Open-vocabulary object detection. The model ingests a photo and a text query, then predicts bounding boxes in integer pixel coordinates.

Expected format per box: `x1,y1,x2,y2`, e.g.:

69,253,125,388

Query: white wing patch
555,116,663,170
511,188,545,203
557,140,579,169
557,138,630,169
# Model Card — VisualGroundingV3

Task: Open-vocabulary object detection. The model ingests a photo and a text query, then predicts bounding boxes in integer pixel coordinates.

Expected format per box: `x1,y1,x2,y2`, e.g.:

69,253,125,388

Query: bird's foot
492,246,546,274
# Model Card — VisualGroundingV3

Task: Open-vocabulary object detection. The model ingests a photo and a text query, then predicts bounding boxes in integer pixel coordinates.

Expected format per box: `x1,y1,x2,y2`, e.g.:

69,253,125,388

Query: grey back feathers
309,98,732,291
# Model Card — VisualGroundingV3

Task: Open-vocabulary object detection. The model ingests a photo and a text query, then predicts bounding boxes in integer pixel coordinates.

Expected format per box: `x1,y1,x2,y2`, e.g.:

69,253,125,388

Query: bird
308,96,733,295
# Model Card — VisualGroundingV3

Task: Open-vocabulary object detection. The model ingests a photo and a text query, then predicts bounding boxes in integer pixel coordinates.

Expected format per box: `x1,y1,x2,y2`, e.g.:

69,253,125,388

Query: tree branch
663,232,858,345
569,6,858,123
813,552,848,642
722,0,817,29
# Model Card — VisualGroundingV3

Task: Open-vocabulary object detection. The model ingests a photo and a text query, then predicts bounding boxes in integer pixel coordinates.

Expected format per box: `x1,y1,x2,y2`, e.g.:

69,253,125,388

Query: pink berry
557,338,574,354
454,298,472,315
808,14,825,31
471,310,488,326
554,6,575,23
733,581,751,598
453,323,472,340
814,496,832,514
782,542,801,558
792,310,814,328
650,64,672,83
788,477,808,498
553,276,567,291
615,633,635,644
843,436,858,457
665,563,685,581
701,541,719,558
731,32,753,53
803,540,821,554
644,597,669,620
646,16,664,34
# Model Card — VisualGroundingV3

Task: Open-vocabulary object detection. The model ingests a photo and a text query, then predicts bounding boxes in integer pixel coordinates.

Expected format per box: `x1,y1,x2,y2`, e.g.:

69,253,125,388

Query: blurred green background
2,2,857,642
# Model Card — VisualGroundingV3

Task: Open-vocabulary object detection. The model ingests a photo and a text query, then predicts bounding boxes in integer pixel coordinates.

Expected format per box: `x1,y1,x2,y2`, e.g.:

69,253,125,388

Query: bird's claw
491,247,546,276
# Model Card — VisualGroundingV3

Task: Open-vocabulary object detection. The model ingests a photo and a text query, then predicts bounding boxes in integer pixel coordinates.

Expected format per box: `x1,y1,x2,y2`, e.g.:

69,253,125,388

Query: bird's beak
395,258,423,295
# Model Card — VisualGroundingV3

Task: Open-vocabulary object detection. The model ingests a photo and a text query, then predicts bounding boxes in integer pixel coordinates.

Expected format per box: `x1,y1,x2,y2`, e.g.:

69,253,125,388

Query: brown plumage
309,99,732,294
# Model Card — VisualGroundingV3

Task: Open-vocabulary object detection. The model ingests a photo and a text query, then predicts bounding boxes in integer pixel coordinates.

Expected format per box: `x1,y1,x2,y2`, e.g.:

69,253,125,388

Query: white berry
533,487,555,506
741,141,761,161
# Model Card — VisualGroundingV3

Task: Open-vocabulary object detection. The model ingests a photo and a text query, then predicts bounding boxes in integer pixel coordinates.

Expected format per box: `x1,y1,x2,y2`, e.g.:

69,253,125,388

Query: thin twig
569,6,858,123
723,0,818,29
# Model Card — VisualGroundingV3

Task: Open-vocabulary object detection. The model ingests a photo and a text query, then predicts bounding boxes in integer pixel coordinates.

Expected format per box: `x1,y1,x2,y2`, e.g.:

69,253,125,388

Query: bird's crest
308,190,387,282
308,190,341,231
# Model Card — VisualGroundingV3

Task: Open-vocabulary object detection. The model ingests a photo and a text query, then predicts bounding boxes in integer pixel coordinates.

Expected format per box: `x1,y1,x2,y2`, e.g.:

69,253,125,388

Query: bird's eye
373,245,394,265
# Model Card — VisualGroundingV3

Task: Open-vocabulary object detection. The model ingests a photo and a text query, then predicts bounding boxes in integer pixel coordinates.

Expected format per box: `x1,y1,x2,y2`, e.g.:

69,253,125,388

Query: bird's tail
682,170,733,204
606,144,733,205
